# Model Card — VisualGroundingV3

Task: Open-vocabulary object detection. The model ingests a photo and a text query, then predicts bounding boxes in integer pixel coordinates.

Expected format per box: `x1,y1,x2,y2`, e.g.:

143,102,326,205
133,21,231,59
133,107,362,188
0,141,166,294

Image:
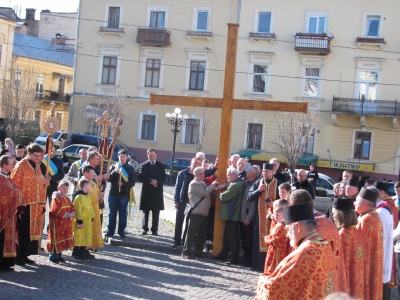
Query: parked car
69,133,134,160
35,130,68,149
164,158,191,174
56,144,90,165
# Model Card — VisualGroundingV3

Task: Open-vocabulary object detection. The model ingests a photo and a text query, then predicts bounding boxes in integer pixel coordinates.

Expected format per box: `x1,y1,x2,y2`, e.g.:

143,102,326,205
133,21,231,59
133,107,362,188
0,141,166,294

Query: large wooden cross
150,24,308,255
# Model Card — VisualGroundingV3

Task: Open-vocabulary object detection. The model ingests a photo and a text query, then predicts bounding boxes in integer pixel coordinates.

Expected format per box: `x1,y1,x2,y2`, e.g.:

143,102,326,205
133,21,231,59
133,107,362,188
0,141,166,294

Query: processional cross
96,111,115,176
150,24,308,254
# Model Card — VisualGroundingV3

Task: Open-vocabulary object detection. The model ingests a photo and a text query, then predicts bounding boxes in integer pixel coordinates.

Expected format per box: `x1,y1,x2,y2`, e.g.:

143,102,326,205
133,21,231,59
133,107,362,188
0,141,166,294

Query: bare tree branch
269,111,318,177
195,108,210,152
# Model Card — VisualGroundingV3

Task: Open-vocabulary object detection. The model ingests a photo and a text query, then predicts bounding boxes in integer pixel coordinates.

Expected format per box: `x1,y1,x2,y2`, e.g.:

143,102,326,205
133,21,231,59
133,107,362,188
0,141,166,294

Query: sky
0,0,79,19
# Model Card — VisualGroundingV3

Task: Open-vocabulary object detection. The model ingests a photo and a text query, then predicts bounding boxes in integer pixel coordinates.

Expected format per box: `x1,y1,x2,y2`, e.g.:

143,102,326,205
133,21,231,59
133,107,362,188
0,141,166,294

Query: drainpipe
237,0,242,24
67,2,81,138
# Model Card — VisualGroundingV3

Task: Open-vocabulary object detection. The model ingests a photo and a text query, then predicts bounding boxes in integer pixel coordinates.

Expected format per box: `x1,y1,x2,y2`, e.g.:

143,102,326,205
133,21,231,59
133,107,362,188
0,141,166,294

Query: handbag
184,196,205,217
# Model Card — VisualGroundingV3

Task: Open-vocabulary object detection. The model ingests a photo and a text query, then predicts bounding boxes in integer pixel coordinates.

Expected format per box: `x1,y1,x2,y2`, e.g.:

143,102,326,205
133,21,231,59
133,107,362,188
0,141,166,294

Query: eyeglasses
31,153,43,158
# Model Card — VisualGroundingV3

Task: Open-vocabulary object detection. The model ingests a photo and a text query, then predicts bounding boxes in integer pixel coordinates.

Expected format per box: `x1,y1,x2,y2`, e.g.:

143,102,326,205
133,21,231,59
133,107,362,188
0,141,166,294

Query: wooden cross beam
150,24,307,255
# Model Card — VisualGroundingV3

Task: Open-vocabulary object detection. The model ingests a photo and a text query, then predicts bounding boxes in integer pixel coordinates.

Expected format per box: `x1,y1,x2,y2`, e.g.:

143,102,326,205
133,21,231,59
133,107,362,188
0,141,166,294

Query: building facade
71,0,400,181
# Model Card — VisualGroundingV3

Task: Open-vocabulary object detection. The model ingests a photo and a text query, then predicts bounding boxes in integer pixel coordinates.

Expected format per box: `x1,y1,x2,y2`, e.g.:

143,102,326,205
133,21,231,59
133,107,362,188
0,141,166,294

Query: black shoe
141,230,148,235
1,267,14,271
119,234,126,240
151,231,158,236
105,233,114,237
170,244,181,250
212,254,227,261
181,254,195,260
49,259,59,264
15,259,25,266
22,257,35,264
57,257,66,262
71,255,81,261
225,259,239,265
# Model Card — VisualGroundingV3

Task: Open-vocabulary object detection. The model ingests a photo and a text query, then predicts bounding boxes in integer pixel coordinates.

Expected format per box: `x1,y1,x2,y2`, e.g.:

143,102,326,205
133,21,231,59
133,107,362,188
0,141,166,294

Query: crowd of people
1,139,400,299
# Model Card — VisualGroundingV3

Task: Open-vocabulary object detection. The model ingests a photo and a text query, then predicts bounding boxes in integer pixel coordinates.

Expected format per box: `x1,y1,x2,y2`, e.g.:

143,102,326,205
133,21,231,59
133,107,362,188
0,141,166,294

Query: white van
34,130,68,149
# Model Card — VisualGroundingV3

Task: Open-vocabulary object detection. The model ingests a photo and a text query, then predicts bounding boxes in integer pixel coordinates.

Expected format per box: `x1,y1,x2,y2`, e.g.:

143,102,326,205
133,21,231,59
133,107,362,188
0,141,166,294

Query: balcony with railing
36,91,70,103
356,37,386,48
186,30,212,41
332,97,400,117
294,33,333,55
136,27,171,46
99,25,124,36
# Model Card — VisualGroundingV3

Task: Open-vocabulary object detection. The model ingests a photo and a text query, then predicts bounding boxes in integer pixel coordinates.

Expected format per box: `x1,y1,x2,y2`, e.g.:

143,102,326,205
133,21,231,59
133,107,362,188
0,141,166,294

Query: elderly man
229,154,240,169
345,178,359,199
255,201,339,299
182,166,217,259
248,163,281,271
240,166,259,266
237,158,247,179
11,143,50,265
292,169,315,199
213,168,243,265
269,158,286,183
355,187,384,299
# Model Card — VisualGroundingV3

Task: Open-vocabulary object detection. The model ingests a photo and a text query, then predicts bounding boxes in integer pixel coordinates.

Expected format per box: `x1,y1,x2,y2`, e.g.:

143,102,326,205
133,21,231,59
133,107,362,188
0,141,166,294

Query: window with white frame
101,56,117,85
365,15,380,37
251,65,268,94
308,16,326,34
357,70,379,100
138,111,157,141
189,61,206,91
183,118,200,144
150,11,165,29
108,7,120,28
246,123,263,150
193,8,210,31
257,12,271,33
36,74,44,98
303,68,320,98
353,131,372,160
145,59,160,88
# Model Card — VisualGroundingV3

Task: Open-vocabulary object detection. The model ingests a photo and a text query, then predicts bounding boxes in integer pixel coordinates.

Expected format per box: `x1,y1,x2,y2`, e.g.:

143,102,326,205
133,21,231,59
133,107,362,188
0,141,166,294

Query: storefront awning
233,150,318,165
318,160,374,172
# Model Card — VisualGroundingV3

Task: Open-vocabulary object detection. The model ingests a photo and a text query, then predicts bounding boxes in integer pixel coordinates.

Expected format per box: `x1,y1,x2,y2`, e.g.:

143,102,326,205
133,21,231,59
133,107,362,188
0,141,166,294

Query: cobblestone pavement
0,182,259,300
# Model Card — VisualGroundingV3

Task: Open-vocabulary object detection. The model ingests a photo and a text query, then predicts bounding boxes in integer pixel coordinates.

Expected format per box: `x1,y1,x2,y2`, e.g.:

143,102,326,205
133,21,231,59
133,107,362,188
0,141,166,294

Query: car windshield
326,178,336,185
53,131,62,139
39,132,48,137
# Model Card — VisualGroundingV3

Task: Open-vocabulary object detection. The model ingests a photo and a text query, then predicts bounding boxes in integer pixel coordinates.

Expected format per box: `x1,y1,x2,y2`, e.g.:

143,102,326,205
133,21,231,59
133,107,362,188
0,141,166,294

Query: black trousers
382,283,391,300
240,222,253,262
17,206,39,259
142,209,160,233
206,206,215,241
220,220,240,261
173,201,186,245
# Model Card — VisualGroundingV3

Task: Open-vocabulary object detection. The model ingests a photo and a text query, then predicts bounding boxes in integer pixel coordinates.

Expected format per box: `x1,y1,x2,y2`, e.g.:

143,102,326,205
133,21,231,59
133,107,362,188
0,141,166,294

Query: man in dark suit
139,148,166,236
269,158,287,183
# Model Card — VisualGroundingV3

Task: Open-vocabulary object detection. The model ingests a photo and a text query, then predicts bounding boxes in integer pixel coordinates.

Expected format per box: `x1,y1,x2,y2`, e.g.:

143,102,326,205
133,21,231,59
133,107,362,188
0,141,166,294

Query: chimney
25,8,36,21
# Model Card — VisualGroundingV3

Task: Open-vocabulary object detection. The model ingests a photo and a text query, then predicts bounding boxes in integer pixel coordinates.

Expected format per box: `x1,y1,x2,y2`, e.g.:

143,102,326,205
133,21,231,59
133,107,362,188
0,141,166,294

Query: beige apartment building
72,0,400,181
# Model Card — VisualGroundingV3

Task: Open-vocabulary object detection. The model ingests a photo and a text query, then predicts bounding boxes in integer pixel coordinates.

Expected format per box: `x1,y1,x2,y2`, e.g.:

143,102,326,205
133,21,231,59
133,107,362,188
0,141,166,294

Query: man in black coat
139,148,166,236
269,158,287,183
292,169,315,199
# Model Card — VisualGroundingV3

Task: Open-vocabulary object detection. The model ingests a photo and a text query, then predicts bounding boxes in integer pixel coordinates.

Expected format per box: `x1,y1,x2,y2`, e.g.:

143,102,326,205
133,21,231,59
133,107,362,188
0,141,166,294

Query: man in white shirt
368,186,393,300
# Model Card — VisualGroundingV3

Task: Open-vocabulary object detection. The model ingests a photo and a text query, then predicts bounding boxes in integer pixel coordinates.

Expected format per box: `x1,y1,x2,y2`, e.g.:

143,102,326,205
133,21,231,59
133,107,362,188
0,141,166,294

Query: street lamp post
166,107,188,176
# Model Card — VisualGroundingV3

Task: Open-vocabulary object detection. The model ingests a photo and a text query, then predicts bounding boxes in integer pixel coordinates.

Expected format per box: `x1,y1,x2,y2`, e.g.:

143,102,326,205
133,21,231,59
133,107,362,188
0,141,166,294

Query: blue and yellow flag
42,154,58,176
118,162,136,219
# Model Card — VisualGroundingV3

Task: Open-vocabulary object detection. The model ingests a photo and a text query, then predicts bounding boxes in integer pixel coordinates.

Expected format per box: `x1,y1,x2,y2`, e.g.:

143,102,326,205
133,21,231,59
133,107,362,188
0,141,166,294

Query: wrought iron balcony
100,26,124,34
136,27,171,46
294,33,333,54
36,91,70,103
332,97,400,117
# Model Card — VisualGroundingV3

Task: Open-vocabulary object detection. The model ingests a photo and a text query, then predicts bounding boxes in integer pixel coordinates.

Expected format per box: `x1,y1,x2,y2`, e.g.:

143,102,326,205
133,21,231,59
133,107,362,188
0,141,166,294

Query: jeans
107,194,129,236
173,201,187,245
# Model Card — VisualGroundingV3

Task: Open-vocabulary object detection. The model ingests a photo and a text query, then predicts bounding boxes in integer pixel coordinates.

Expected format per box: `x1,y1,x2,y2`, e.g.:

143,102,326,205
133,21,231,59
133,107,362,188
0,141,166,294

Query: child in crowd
47,180,75,263
267,183,291,230
263,199,291,275
72,178,95,261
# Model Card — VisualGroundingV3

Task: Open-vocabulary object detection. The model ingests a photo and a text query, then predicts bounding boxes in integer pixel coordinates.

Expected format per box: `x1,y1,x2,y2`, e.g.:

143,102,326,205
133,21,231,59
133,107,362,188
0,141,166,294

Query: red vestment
314,211,348,293
258,178,278,252
263,221,291,276
339,226,366,299
357,210,384,300
0,174,23,258
10,158,46,241
255,232,339,299
46,193,75,253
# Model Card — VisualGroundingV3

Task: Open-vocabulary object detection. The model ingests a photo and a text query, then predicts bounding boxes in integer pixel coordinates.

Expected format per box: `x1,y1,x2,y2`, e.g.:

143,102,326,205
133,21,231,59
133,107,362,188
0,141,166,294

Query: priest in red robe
355,187,384,300
0,155,24,270
255,192,340,299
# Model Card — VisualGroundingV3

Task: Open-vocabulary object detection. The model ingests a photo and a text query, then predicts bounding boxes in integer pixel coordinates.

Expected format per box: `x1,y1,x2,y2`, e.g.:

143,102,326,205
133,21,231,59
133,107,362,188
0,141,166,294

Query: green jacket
219,178,244,221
